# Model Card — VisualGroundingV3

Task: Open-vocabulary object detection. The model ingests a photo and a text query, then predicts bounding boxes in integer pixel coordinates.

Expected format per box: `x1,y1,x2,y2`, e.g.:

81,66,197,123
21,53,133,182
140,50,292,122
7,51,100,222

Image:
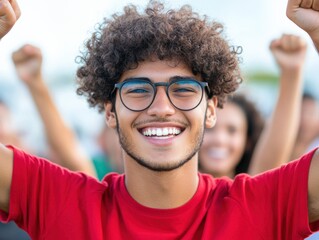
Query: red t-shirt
0,147,318,239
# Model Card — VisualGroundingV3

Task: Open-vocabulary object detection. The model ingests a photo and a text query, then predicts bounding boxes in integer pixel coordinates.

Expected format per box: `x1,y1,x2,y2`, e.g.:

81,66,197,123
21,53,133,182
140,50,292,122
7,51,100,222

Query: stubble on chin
115,121,205,172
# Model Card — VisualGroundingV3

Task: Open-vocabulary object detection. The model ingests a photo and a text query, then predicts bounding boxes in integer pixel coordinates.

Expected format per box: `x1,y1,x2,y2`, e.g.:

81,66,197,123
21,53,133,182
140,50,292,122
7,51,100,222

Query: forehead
119,59,200,83
216,103,247,128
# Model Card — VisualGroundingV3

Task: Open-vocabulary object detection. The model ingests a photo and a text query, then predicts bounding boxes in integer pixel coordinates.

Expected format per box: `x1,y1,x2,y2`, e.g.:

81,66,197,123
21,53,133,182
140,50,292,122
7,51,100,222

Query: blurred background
1,0,319,155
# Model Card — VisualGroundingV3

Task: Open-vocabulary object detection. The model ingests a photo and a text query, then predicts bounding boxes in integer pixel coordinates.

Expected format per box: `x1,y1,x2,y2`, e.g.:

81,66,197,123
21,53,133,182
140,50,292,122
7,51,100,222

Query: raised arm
0,0,20,212
287,0,319,51
0,0,20,39
248,34,307,175
287,0,319,223
11,44,97,177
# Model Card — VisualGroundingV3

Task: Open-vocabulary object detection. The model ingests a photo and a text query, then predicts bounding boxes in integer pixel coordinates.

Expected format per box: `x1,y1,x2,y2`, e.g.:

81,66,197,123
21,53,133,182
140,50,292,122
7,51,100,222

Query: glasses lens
120,80,154,111
168,79,203,110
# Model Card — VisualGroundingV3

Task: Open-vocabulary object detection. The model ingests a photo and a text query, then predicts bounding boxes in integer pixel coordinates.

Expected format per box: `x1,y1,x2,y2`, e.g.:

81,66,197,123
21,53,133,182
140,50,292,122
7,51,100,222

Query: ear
104,102,117,129
205,97,218,128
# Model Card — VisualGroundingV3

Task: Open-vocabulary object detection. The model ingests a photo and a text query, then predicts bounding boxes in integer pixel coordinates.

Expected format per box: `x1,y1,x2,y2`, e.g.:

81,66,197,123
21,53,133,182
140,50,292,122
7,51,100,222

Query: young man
0,0,319,239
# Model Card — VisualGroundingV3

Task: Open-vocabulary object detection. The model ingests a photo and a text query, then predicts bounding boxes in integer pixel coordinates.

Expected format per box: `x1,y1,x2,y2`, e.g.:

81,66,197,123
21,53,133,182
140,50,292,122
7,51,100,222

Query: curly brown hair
76,1,242,112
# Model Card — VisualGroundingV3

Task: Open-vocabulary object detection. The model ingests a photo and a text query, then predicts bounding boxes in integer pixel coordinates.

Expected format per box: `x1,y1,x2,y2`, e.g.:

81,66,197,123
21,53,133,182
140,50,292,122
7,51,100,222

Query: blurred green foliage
244,69,278,85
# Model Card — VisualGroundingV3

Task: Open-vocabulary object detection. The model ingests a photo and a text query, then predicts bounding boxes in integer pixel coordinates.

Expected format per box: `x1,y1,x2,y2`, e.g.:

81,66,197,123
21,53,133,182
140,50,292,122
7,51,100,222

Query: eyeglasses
112,77,210,112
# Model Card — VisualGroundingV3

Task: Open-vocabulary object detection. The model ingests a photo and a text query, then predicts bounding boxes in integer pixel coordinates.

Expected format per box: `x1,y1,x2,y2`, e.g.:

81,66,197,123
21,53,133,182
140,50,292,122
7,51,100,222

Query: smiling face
199,102,247,178
105,59,217,172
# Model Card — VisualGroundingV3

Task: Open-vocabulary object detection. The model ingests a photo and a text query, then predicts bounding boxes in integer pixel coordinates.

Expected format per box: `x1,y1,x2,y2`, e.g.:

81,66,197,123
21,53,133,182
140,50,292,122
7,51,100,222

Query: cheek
202,131,212,143
231,131,247,155
115,101,135,126
201,128,218,148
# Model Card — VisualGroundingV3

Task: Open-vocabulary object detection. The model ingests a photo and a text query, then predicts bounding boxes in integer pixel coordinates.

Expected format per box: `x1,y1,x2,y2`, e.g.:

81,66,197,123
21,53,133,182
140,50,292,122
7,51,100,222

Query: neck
200,168,235,179
124,157,199,209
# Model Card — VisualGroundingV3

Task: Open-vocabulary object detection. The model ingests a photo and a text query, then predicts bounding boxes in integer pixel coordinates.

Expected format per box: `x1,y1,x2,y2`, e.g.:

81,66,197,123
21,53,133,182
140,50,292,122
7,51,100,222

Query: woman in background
199,33,307,178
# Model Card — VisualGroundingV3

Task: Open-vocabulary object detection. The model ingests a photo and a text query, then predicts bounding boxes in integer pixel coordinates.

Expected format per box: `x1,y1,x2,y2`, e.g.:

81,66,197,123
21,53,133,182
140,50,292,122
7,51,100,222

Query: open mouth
207,148,228,160
141,127,183,137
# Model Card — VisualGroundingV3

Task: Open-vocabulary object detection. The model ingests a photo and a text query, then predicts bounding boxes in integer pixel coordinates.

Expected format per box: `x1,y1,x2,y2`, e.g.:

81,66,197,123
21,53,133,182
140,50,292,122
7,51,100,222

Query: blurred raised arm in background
11,44,97,177
0,0,21,214
249,34,307,175
292,93,319,160
286,0,319,224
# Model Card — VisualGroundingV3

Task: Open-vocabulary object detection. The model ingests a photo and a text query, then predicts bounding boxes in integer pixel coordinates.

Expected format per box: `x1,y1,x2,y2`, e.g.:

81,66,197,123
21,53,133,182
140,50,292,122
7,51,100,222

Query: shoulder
227,149,318,203
198,173,233,197
101,173,124,188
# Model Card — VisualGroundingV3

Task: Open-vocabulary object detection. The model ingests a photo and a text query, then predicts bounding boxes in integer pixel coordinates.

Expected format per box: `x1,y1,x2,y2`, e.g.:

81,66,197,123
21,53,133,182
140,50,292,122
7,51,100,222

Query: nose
146,87,175,117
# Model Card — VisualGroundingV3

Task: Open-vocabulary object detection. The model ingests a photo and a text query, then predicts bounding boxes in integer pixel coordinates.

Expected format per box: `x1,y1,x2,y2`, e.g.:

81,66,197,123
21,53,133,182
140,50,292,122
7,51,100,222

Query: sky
1,0,318,80
0,0,318,153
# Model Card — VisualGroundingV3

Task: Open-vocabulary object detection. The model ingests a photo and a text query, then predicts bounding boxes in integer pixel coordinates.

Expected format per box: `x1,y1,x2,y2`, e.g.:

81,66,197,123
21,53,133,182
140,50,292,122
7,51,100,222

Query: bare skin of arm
287,0,319,223
287,0,319,51
248,34,307,175
12,44,97,177
0,0,19,40
0,0,20,212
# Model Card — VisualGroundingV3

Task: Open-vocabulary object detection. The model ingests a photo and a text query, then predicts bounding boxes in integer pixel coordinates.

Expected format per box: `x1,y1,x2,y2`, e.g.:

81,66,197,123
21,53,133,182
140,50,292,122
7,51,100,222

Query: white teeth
163,128,168,135
156,129,162,136
143,127,182,137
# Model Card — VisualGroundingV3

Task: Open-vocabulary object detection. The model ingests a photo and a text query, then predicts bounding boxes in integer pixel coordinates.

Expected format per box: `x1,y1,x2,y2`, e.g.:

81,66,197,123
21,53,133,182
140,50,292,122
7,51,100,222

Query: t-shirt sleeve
0,146,99,238
230,148,319,239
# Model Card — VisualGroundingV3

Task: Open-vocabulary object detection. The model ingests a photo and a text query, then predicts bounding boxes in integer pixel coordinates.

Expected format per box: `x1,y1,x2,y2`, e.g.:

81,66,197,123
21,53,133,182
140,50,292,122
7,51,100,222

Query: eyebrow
123,75,198,83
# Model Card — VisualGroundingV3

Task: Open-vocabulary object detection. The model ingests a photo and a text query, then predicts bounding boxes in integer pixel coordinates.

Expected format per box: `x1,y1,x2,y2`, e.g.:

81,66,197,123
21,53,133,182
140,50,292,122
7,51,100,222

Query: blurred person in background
12,43,124,180
93,124,123,178
0,99,26,149
199,94,264,177
291,92,319,160
199,33,307,178
1,41,124,239
0,100,31,240
11,44,97,177
1,0,319,238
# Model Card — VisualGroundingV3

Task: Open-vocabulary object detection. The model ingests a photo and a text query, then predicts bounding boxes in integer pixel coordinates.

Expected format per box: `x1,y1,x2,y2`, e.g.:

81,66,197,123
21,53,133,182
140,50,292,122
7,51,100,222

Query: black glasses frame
112,78,211,112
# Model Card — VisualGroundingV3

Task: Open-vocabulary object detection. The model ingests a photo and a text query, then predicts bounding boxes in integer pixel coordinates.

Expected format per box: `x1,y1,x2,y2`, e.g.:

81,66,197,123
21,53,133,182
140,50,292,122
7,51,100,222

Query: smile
142,127,182,137
207,148,228,160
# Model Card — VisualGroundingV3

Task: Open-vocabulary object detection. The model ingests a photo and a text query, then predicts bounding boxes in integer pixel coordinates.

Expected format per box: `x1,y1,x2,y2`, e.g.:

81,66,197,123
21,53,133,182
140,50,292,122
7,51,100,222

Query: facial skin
199,102,247,178
105,59,217,172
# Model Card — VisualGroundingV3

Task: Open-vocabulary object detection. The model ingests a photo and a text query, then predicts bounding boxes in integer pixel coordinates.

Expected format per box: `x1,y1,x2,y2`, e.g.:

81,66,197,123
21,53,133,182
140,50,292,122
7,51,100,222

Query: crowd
0,0,319,239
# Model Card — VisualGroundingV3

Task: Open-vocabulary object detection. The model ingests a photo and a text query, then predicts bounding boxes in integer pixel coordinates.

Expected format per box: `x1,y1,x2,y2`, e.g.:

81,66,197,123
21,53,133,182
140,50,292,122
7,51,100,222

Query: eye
121,82,154,99
127,88,150,94
173,86,196,93
170,80,201,96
